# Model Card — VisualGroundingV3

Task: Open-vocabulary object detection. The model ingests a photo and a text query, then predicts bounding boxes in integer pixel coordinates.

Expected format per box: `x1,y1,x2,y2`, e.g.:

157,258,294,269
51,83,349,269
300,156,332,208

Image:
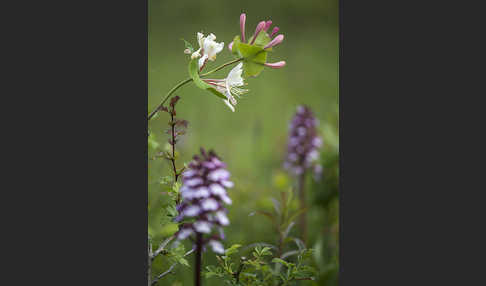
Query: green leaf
188,58,226,100
225,244,242,256
253,31,272,48
160,222,179,237
232,36,268,77
273,258,290,268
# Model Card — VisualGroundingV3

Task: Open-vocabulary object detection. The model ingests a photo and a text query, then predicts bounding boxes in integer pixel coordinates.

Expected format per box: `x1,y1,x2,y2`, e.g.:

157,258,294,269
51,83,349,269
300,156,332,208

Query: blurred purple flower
284,105,323,180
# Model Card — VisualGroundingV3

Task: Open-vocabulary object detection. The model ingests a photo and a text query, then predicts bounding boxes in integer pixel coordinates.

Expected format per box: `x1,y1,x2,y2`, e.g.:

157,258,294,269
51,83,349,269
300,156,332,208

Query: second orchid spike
240,13,246,43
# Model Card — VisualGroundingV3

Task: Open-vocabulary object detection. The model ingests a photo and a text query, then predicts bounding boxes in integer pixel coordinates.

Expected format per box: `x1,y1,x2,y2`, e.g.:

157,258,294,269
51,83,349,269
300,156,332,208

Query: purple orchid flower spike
284,106,323,180
240,13,246,43
174,148,233,254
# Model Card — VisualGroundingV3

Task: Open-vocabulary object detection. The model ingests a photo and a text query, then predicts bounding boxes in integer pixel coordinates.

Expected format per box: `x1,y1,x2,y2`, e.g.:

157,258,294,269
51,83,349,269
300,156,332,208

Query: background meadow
148,0,339,285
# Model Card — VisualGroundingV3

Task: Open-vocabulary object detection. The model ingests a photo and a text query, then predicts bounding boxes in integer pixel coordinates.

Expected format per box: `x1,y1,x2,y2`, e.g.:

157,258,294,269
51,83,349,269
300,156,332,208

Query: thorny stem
195,233,203,286
298,171,308,244
147,57,244,121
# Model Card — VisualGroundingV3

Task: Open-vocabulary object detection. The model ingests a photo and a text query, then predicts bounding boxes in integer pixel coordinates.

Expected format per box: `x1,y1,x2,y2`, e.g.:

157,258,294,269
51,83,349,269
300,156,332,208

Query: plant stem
148,77,192,121
148,57,243,121
200,57,243,77
298,171,307,244
195,233,203,286
169,111,182,204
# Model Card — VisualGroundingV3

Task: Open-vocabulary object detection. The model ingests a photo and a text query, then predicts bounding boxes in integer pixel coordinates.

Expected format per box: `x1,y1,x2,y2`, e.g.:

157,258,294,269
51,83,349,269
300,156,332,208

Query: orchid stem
194,233,203,286
147,57,244,121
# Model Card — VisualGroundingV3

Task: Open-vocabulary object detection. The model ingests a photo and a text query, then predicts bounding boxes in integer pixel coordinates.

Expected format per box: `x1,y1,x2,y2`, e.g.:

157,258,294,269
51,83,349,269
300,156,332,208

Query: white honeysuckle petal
194,221,211,233
191,49,201,59
207,33,216,41
198,54,208,68
226,63,244,87
222,99,235,112
197,32,204,47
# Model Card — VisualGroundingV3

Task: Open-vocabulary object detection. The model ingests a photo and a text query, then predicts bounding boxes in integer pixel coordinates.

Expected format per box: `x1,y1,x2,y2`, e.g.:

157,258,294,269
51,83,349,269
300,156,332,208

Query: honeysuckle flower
270,27,279,37
249,21,266,45
264,34,284,49
233,13,286,74
237,13,284,48
240,13,246,43
203,62,248,112
190,32,224,68
264,61,286,69
284,105,323,180
263,20,272,32
175,148,233,254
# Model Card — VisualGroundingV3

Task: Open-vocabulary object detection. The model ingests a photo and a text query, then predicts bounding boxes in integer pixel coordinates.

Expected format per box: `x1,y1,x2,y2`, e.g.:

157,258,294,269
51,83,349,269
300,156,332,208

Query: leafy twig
151,248,195,285
151,235,175,260
148,57,243,121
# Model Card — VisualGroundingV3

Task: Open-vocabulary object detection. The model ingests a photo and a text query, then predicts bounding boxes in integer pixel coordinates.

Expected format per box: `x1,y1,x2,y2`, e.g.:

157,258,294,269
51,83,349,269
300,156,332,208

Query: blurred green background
148,0,338,285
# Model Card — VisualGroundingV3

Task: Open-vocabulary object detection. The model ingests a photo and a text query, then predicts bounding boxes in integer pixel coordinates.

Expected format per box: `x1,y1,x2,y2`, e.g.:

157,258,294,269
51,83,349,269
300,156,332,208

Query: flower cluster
229,13,286,69
183,13,287,113
284,105,323,180
191,32,224,69
175,148,233,254
202,62,247,112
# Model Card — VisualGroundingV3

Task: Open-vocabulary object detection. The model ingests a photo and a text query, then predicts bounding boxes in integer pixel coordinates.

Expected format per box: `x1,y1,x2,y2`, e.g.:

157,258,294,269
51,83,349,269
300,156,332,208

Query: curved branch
151,248,195,285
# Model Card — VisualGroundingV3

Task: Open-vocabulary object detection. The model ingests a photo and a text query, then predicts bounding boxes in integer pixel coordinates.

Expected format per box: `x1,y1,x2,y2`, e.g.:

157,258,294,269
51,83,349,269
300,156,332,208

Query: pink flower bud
250,21,266,45
270,27,279,37
228,41,234,51
263,20,273,32
264,34,284,49
240,13,246,43
264,61,286,69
